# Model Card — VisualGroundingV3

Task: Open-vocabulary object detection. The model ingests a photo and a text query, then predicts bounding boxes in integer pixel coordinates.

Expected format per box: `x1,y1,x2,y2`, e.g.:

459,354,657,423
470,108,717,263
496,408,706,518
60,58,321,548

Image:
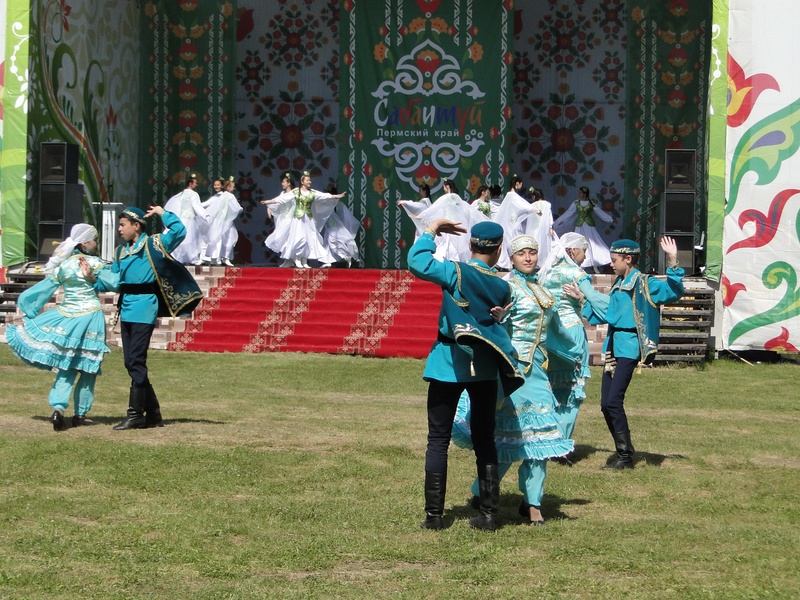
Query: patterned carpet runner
169,268,441,358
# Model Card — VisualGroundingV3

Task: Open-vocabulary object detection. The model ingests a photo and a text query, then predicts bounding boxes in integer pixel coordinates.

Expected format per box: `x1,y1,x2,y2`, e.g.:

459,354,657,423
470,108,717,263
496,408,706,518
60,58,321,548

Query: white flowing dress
164,188,208,264
264,188,339,264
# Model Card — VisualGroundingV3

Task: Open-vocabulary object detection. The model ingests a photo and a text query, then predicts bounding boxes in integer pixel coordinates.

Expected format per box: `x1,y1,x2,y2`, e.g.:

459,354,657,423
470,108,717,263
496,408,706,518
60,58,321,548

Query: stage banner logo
340,0,514,268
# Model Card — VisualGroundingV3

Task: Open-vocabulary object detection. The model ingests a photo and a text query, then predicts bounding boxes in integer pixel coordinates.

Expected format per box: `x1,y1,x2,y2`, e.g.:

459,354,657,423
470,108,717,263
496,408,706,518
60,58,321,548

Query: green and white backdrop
1,0,798,351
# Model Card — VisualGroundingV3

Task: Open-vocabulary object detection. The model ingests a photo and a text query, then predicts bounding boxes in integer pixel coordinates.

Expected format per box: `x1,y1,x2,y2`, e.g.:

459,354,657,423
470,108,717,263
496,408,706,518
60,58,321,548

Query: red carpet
169,267,441,358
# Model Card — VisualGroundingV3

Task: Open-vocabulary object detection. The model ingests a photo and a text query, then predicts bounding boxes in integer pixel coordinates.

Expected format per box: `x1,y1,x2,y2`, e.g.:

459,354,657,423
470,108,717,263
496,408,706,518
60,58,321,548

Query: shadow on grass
30,415,225,428
634,450,688,467
444,492,592,529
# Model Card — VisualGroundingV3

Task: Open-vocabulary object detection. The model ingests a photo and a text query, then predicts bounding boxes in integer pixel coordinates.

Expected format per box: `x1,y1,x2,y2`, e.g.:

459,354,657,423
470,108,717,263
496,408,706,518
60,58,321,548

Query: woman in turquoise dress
6,224,117,430
452,235,574,525
539,232,592,454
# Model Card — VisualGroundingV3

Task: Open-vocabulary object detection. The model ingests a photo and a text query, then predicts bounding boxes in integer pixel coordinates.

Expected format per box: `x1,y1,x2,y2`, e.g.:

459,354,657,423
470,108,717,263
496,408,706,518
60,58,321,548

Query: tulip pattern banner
720,0,800,352
339,0,514,268
139,1,237,206
624,0,711,272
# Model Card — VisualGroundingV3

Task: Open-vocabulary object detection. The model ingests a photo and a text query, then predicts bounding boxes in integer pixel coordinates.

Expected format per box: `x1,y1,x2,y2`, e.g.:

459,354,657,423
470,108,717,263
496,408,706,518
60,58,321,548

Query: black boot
144,382,163,428
603,430,635,469
420,471,447,530
113,385,147,430
469,463,500,531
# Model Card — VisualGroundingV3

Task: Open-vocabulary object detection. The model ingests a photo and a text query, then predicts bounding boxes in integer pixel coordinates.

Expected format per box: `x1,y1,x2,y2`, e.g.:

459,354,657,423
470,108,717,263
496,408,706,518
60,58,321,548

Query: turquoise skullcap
610,238,640,255
121,206,146,226
470,221,504,248
511,235,538,254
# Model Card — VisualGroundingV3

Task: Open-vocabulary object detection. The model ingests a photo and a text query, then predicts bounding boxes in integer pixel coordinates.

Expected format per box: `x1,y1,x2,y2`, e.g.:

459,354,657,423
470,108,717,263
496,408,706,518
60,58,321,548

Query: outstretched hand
660,235,679,266
427,218,467,236
78,256,95,282
562,281,583,300
145,205,165,218
490,302,513,323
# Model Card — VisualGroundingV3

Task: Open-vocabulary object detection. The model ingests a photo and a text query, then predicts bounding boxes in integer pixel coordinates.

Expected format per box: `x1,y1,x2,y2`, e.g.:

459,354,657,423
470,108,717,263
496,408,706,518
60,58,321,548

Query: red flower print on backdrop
593,50,625,101
416,0,441,15
237,7,254,41
515,93,610,191
59,0,72,32
764,328,799,353
236,50,270,99
242,90,336,178
535,4,598,72
263,2,324,76
593,0,625,43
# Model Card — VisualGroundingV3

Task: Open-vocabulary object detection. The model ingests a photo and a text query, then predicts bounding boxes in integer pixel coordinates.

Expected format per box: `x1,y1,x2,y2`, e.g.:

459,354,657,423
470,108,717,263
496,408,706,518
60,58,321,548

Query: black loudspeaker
40,142,79,184
660,149,697,273
38,142,84,260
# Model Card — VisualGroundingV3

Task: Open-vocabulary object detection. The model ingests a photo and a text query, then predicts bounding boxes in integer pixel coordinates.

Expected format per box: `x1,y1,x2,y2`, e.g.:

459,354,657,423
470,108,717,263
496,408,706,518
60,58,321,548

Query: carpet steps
169,268,442,357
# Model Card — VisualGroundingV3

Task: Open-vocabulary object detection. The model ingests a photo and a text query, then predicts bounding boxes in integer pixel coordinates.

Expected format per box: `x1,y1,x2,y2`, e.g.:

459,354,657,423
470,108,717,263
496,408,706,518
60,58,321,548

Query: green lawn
1,344,798,599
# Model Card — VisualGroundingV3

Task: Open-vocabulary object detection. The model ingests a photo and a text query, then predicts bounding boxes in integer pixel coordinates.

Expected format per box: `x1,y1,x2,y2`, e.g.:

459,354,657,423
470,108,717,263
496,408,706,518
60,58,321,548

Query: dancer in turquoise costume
452,235,574,525
112,205,203,431
409,219,522,532
565,236,684,469
538,232,592,456
6,224,117,430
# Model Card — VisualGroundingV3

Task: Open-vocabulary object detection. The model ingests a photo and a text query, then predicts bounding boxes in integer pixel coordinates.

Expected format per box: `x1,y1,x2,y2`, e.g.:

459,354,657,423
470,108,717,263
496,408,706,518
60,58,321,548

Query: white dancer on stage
261,171,345,268
322,184,361,267
398,183,433,244
163,173,209,265
202,177,243,266
493,188,542,271
552,185,613,271
402,179,489,263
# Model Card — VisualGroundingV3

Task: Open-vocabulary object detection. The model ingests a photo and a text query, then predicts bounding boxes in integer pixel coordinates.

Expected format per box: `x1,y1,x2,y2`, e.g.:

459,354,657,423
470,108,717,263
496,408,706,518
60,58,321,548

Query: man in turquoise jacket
408,219,521,531
565,236,684,469
112,205,203,430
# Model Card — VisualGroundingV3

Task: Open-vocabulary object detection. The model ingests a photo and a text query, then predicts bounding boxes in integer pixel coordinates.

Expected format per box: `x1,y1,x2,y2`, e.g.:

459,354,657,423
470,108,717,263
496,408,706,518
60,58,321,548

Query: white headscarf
44,223,98,272
537,232,588,282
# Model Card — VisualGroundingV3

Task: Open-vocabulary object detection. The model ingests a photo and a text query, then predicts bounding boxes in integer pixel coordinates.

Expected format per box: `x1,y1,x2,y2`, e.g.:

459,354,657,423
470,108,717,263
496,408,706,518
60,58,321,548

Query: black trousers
600,357,638,433
121,321,156,387
425,379,498,474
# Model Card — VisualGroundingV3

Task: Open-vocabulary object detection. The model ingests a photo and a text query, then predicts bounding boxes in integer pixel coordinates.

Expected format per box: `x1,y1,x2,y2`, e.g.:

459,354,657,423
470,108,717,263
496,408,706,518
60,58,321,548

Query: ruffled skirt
265,215,334,263
547,327,590,409
6,307,109,374
452,356,573,463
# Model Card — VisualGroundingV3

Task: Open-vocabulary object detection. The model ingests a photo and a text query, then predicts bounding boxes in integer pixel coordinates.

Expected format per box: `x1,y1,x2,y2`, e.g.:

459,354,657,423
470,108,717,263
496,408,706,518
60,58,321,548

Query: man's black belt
120,283,158,295
437,331,456,344
610,327,637,333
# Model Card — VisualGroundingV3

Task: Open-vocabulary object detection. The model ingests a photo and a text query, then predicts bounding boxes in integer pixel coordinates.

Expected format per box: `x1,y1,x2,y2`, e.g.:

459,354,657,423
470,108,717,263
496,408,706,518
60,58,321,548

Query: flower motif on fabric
237,50,270,99
593,0,625,44
263,2,325,75
513,49,541,97
242,90,336,177
534,4,598,72
592,50,624,102
515,93,610,193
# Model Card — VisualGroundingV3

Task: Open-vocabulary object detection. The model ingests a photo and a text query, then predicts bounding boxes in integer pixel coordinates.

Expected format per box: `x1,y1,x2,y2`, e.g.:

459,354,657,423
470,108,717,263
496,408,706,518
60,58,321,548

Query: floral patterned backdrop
232,0,628,265
139,1,237,215
233,0,340,265
511,0,627,239
624,0,711,272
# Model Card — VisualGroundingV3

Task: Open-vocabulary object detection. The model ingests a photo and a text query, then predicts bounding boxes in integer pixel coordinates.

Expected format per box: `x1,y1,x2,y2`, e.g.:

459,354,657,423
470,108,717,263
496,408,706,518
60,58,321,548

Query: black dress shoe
529,519,545,527
71,415,94,427
51,410,65,432
420,516,444,530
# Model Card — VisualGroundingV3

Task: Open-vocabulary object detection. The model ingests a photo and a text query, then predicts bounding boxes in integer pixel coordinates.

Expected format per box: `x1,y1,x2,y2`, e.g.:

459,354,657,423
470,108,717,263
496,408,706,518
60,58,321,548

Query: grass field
1,344,799,599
